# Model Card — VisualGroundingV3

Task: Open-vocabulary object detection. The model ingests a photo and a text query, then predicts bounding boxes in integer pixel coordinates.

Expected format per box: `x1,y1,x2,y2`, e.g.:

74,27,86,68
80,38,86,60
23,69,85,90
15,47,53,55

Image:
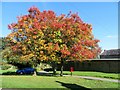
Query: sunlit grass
1,76,118,89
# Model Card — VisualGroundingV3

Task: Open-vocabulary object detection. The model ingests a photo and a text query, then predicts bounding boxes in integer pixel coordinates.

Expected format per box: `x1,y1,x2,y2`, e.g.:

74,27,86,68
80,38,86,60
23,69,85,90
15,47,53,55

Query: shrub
1,65,11,70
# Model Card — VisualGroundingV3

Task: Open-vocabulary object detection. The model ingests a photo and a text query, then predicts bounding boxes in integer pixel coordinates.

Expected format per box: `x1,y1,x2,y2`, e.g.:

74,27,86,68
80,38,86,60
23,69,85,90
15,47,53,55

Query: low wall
59,59,120,73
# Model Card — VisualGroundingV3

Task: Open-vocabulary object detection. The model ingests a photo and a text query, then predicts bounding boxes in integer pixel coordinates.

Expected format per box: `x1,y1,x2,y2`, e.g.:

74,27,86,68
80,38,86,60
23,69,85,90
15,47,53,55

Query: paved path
64,75,120,83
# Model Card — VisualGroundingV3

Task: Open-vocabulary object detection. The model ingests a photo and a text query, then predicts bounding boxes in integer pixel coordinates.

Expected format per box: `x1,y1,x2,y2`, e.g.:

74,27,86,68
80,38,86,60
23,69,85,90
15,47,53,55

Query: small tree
3,6,101,76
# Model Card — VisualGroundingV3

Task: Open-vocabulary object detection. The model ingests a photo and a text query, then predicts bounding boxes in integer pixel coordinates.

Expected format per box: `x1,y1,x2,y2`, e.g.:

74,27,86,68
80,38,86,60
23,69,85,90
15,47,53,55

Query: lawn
0,69,17,74
1,76,119,89
59,71,120,80
1,69,119,79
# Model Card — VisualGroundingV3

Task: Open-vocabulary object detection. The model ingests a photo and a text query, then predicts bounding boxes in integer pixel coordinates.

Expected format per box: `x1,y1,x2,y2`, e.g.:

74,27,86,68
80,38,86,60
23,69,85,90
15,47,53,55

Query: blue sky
1,2,118,51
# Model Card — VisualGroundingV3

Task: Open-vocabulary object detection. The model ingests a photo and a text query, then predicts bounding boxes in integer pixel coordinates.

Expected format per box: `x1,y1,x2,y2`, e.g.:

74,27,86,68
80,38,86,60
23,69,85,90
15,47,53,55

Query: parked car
16,67,35,75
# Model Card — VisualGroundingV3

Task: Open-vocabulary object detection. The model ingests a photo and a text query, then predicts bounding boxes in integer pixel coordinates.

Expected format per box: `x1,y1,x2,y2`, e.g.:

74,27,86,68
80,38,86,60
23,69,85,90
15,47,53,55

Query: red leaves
60,45,71,56
71,13,77,18
8,23,17,30
33,18,42,29
22,15,28,21
6,6,101,63
94,39,100,43
51,22,63,29
54,43,60,51
72,44,82,52
71,13,83,23
61,50,70,56
28,6,40,13
8,25,12,30
48,10,56,18
11,45,20,52
81,24,87,31
71,53,76,57
84,40,94,46
33,32,37,35
48,10,55,15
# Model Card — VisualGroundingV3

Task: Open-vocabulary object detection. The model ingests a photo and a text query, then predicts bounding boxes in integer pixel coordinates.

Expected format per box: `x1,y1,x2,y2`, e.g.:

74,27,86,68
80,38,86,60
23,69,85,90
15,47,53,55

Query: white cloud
106,35,118,38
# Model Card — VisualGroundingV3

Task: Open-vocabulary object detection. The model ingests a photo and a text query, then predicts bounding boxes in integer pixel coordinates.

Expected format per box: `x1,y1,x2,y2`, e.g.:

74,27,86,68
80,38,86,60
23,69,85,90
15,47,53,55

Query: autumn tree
3,6,101,76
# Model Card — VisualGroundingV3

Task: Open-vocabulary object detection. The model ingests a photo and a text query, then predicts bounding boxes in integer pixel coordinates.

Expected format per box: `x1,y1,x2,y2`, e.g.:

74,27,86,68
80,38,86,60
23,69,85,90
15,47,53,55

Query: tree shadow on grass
2,71,33,76
2,71,17,75
36,71,54,76
56,81,91,90
2,71,55,76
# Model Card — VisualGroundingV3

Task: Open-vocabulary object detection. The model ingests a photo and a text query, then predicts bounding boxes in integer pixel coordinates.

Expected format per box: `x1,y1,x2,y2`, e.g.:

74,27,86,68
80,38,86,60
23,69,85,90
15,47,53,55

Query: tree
3,6,101,76
0,37,6,50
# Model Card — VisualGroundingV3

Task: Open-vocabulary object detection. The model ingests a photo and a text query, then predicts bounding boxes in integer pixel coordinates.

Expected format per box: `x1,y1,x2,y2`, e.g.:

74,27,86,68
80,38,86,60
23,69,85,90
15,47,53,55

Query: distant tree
2,6,101,76
2,37,7,50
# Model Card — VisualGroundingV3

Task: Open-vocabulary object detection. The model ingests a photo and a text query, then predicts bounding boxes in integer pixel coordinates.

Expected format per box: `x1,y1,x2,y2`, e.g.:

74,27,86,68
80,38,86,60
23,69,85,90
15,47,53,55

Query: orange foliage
6,6,101,64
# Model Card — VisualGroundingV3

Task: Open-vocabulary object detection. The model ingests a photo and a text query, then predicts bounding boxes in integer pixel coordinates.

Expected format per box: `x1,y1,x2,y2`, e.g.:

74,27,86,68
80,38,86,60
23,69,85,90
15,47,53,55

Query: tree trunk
53,66,57,75
33,64,37,76
52,62,57,76
60,60,64,76
60,65,63,76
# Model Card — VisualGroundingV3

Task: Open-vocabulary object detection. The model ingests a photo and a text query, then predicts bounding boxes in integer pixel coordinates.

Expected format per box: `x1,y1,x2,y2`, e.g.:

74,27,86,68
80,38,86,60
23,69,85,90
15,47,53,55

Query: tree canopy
3,6,101,69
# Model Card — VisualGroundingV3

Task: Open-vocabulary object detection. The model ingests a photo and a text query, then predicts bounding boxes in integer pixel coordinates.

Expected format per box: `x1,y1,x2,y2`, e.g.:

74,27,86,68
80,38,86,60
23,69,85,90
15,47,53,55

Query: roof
100,49,120,56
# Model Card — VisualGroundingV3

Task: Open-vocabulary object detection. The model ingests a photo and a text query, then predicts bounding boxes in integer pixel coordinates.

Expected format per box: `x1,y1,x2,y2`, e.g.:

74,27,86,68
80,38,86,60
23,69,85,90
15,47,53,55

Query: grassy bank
61,71,119,80
1,76,118,89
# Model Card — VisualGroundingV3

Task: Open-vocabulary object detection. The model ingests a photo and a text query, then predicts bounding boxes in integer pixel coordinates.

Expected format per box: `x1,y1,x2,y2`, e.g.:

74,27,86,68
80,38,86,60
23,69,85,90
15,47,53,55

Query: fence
58,59,120,73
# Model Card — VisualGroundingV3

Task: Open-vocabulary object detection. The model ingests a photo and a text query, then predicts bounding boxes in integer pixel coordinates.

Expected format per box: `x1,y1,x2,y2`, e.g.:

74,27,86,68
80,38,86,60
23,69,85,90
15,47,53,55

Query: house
100,49,120,59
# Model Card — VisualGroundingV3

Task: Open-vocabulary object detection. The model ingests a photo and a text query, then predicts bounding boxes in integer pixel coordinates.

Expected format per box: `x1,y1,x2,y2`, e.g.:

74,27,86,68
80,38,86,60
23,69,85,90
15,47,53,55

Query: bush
1,65,11,70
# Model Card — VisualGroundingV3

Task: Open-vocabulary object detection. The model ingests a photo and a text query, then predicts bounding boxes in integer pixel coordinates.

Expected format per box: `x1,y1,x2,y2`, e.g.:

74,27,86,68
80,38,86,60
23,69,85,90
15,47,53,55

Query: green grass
1,76,119,89
1,69,119,80
61,71,120,80
0,69,17,74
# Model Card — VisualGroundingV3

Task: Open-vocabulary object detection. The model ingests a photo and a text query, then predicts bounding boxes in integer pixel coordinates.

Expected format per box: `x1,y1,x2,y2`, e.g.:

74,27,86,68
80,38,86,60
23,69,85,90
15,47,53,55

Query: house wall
58,59,120,73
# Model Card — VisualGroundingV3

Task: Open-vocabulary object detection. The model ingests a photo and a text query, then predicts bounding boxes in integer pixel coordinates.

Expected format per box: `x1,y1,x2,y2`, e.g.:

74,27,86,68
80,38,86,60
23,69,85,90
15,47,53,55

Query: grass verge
1,76,119,89
55,71,119,80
